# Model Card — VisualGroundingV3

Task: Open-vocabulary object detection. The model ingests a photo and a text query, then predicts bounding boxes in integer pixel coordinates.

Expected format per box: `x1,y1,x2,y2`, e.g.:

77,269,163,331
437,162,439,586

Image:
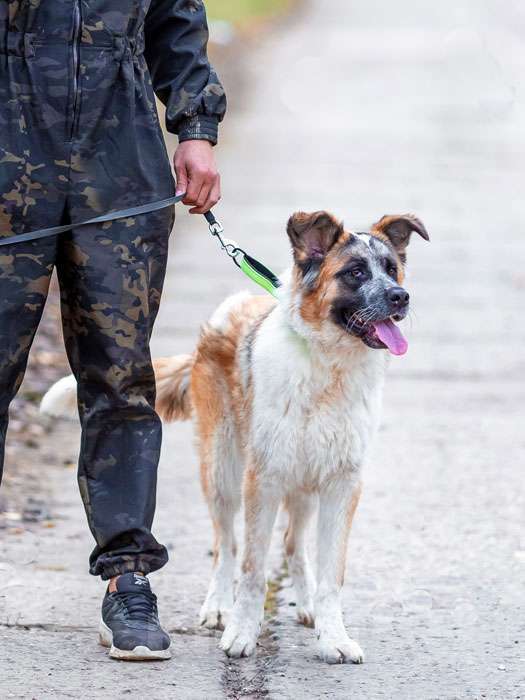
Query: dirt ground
2,1,525,698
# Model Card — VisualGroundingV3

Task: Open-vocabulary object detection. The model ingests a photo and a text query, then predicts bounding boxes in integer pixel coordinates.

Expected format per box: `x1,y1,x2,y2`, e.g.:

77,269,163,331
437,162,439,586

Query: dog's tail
154,355,193,422
40,355,194,422
40,374,78,418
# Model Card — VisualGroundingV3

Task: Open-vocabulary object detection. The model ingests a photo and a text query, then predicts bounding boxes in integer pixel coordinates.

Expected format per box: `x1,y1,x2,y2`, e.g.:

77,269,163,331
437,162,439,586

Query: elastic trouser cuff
90,547,169,581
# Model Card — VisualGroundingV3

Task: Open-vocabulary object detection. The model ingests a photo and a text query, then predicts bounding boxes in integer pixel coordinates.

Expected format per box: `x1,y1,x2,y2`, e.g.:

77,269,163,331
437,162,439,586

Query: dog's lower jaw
282,298,377,361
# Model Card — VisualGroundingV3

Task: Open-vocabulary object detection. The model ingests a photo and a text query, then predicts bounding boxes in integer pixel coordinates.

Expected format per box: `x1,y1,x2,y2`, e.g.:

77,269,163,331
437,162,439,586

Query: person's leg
0,238,56,481
0,37,70,482
60,33,177,660
56,207,174,580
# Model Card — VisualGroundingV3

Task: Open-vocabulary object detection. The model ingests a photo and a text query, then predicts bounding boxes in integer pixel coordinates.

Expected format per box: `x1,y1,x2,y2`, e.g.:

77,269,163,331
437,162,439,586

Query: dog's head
285,211,429,355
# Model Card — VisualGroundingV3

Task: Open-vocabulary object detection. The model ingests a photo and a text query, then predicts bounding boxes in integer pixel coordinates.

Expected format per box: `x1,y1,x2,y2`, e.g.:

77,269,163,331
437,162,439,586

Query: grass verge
205,0,291,26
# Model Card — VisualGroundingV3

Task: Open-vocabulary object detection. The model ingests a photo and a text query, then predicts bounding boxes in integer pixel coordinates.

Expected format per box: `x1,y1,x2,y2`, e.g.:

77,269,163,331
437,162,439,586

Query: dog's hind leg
284,491,317,627
220,469,281,658
199,419,242,630
314,475,364,664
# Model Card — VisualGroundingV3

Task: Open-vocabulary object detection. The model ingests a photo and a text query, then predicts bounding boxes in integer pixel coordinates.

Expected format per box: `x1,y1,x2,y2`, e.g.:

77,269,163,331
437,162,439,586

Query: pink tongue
372,320,408,356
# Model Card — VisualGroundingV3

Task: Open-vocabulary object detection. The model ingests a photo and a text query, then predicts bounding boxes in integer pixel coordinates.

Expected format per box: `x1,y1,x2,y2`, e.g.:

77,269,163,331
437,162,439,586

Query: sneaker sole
99,619,172,661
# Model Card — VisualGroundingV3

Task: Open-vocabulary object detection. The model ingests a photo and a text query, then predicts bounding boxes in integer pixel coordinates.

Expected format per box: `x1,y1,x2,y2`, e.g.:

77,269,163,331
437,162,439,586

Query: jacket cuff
174,115,219,145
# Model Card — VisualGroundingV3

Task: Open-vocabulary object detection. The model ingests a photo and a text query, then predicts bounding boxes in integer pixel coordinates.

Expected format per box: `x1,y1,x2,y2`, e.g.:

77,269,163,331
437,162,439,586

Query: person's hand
174,140,221,214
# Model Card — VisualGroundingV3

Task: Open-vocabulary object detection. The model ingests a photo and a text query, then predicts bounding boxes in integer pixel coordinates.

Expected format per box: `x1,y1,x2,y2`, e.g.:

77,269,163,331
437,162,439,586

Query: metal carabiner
205,212,245,264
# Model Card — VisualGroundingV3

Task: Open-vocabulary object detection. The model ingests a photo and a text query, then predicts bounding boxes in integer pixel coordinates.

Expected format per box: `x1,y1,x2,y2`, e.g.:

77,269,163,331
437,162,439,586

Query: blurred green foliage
205,0,288,24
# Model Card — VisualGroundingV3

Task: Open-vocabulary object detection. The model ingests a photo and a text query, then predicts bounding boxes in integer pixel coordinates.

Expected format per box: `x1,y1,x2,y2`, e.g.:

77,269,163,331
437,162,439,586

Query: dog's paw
199,587,234,630
219,618,261,658
296,605,315,627
316,634,364,664
199,602,231,630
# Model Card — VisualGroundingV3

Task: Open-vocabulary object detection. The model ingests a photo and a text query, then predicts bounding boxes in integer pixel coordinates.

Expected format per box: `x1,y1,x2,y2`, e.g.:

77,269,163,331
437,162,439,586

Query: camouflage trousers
0,209,174,578
0,26,177,579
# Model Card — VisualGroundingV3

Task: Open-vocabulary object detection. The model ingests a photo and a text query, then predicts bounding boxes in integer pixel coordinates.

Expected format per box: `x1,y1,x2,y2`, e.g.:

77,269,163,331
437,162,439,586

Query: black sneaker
99,572,171,660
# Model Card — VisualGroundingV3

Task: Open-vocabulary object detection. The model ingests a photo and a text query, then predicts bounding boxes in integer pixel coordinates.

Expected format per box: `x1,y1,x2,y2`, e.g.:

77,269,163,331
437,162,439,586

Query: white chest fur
248,307,388,487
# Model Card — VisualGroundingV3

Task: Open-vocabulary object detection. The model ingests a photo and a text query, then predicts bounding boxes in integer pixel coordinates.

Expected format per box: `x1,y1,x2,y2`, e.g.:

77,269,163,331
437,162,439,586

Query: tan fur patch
336,481,362,587
298,231,353,328
154,355,193,421
241,468,259,575
191,294,277,532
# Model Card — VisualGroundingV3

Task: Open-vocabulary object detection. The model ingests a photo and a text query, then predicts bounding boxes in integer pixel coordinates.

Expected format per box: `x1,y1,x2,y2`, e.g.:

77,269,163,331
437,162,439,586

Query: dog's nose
386,286,410,309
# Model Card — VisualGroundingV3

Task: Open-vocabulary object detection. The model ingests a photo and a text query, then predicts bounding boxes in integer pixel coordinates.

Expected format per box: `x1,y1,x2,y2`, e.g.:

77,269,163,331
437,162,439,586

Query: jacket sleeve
144,0,227,145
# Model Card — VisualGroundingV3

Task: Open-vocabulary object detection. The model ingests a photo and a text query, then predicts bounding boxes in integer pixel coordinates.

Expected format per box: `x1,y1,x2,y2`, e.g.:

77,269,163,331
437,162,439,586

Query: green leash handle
239,254,281,298
204,210,281,297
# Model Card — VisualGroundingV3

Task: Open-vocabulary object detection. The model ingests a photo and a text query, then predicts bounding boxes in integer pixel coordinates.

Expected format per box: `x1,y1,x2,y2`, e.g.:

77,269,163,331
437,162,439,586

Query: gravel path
2,1,525,697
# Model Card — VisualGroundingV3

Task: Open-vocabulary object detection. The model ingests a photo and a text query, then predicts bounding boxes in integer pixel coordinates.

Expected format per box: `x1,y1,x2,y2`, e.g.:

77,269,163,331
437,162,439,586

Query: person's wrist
176,115,219,145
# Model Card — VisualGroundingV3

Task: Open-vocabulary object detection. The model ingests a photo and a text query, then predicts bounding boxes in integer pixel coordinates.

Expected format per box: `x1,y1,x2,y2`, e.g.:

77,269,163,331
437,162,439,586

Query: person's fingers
174,157,188,197
183,167,204,205
189,178,212,213
190,174,221,214
197,179,212,208
186,165,216,209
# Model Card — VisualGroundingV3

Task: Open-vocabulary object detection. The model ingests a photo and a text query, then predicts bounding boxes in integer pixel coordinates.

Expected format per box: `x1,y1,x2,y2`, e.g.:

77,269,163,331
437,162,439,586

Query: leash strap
0,194,186,247
0,194,282,297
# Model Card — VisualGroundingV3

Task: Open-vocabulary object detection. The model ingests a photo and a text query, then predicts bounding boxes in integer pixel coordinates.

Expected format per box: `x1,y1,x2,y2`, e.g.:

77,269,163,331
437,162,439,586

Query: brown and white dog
41,211,428,664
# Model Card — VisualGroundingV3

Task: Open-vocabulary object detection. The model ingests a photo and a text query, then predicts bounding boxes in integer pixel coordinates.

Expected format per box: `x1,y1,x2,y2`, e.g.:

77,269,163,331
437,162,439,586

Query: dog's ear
287,211,344,266
372,214,429,263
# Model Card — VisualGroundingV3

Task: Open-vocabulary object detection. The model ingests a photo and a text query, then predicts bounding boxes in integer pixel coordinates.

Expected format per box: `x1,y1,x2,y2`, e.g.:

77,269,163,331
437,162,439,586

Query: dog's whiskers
361,307,378,324
343,304,380,336
358,307,379,327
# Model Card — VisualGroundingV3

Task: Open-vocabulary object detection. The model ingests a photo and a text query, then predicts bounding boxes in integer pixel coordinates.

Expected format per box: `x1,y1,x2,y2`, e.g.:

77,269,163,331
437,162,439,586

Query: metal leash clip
205,211,245,266
204,209,281,297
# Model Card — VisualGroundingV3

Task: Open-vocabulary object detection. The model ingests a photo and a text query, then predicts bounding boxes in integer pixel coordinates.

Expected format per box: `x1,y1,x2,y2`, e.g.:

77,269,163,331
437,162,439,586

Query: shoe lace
118,589,158,623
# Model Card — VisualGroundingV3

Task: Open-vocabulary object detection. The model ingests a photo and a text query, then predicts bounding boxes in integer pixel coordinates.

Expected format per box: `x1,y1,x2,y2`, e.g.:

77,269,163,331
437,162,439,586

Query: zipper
70,0,82,139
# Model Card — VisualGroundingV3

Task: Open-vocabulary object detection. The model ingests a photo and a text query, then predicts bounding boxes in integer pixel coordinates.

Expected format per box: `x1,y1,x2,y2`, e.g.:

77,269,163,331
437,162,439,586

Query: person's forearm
144,0,227,145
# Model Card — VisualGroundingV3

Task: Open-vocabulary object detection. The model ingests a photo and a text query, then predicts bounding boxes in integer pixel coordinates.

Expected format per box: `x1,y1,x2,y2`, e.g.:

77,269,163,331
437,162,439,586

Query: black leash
0,194,186,247
0,194,282,296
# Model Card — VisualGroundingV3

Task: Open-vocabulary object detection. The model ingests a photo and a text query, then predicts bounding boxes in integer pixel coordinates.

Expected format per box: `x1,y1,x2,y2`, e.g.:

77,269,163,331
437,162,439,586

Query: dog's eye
386,263,397,278
349,268,364,279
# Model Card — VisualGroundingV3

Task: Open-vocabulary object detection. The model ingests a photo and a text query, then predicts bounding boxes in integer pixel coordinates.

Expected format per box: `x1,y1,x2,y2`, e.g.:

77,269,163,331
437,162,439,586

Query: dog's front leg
314,476,364,664
220,469,280,658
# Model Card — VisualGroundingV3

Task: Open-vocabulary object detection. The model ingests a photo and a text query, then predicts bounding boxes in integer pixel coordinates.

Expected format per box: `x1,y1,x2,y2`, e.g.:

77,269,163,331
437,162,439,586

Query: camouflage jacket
1,0,227,144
